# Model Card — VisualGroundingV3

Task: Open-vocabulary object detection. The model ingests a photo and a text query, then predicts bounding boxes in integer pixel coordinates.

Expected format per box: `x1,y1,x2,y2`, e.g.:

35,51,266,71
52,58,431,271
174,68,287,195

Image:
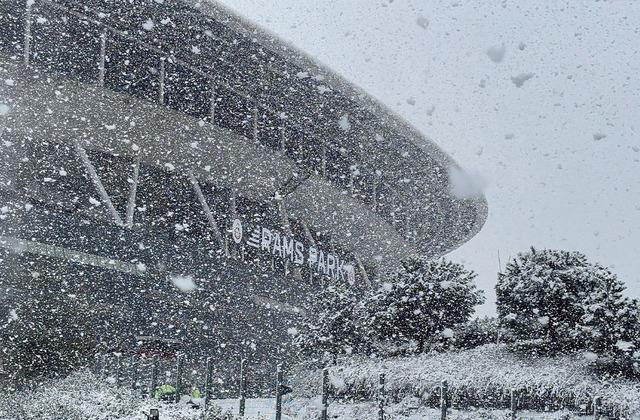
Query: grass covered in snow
0,365,635,419
291,344,640,418
0,369,603,419
0,370,272,420
287,397,595,419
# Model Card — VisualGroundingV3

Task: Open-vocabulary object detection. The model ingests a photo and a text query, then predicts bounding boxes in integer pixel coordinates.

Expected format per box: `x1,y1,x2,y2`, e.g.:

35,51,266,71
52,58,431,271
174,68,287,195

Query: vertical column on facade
403,213,411,240
98,28,107,88
24,0,33,66
278,200,302,281
209,83,217,124
279,123,286,155
228,190,237,259
321,142,327,178
372,170,380,211
125,154,141,228
158,57,166,105
349,165,357,196
252,105,259,143
301,221,317,284
187,171,224,251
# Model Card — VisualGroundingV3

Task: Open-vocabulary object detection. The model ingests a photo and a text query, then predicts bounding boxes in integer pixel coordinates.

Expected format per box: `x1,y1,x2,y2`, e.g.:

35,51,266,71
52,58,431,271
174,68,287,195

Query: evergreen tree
364,258,484,354
580,273,640,375
497,248,613,354
293,279,364,361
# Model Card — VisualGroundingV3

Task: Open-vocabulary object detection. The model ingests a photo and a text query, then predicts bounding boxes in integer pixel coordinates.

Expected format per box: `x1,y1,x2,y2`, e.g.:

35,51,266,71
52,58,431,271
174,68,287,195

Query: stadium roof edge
187,0,489,255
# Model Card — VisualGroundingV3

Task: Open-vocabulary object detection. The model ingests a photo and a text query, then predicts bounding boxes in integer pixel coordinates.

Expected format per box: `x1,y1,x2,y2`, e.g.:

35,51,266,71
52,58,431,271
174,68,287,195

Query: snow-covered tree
497,248,615,354
364,258,484,354
293,279,365,361
580,273,640,376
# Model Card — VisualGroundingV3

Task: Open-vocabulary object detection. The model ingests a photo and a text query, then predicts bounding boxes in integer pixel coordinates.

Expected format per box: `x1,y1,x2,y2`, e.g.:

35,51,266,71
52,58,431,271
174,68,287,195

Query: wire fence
94,353,618,419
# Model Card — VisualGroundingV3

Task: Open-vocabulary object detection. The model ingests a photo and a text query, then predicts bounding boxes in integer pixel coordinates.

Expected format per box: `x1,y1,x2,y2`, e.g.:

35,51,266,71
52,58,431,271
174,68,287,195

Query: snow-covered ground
0,369,635,419
0,370,602,420
0,371,640,420
287,397,595,419
214,398,280,419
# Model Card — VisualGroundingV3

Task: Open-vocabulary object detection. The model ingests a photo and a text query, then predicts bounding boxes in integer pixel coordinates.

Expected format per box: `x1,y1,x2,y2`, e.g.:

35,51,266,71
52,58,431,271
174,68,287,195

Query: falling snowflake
486,44,506,63
338,114,351,132
142,19,154,31
171,275,197,292
511,73,535,87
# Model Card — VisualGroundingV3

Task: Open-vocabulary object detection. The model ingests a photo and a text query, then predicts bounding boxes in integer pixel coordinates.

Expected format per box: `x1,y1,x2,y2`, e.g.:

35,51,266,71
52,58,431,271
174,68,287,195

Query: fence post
98,353,106,379
510,388,517,419
115,354,122,387
101,354,109,380
131,356,138,391
593,396,601,419
175,354,184,403
321,368,329,420
204,357,213,411
150,355,159,398
440,380,448,420
378,372,385,420
94,353,102,377
239,359,247,417
103,353,109,379
275,364,283,420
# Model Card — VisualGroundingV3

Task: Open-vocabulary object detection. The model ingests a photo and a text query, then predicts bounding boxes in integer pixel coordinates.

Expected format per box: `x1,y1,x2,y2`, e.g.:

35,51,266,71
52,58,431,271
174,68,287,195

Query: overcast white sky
217,0,640,315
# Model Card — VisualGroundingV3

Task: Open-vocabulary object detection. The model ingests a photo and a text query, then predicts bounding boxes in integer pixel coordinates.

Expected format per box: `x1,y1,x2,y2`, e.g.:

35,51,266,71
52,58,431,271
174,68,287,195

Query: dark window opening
214,85,254,139
324,146,351,189
257,110,282,151
165,62,212,120
31,3,101,83
284,126,322,174
105,33,161,103
16,141,98,217
0,1,25,57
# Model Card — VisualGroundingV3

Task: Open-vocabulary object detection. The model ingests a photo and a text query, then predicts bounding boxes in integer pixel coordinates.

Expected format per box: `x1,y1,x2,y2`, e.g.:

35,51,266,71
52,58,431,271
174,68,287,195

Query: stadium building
0,0,487,381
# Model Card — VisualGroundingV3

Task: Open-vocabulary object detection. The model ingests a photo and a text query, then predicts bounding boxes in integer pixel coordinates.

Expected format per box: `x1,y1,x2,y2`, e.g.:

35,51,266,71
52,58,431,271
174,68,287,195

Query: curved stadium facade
0,0,487,380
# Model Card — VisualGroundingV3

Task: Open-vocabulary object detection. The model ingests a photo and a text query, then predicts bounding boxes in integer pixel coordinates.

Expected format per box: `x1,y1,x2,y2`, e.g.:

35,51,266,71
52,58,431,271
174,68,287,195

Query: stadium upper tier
0,0,487,275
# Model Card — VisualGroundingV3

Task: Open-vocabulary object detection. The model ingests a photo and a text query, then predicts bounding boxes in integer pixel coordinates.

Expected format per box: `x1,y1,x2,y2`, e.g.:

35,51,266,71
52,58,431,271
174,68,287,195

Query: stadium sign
234,219,356,284
231,219,243,244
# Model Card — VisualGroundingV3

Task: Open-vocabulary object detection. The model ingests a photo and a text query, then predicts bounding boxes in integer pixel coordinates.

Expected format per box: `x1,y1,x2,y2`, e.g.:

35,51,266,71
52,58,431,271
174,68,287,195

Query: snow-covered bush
290,344,640,418
497,247,640,374
0,369,237,420
364,258,484,354
497,248,609,354
453,317,500,349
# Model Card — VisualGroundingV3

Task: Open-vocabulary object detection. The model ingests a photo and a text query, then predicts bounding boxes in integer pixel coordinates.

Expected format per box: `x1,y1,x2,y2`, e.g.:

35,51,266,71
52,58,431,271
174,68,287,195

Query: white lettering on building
237,222,356,283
